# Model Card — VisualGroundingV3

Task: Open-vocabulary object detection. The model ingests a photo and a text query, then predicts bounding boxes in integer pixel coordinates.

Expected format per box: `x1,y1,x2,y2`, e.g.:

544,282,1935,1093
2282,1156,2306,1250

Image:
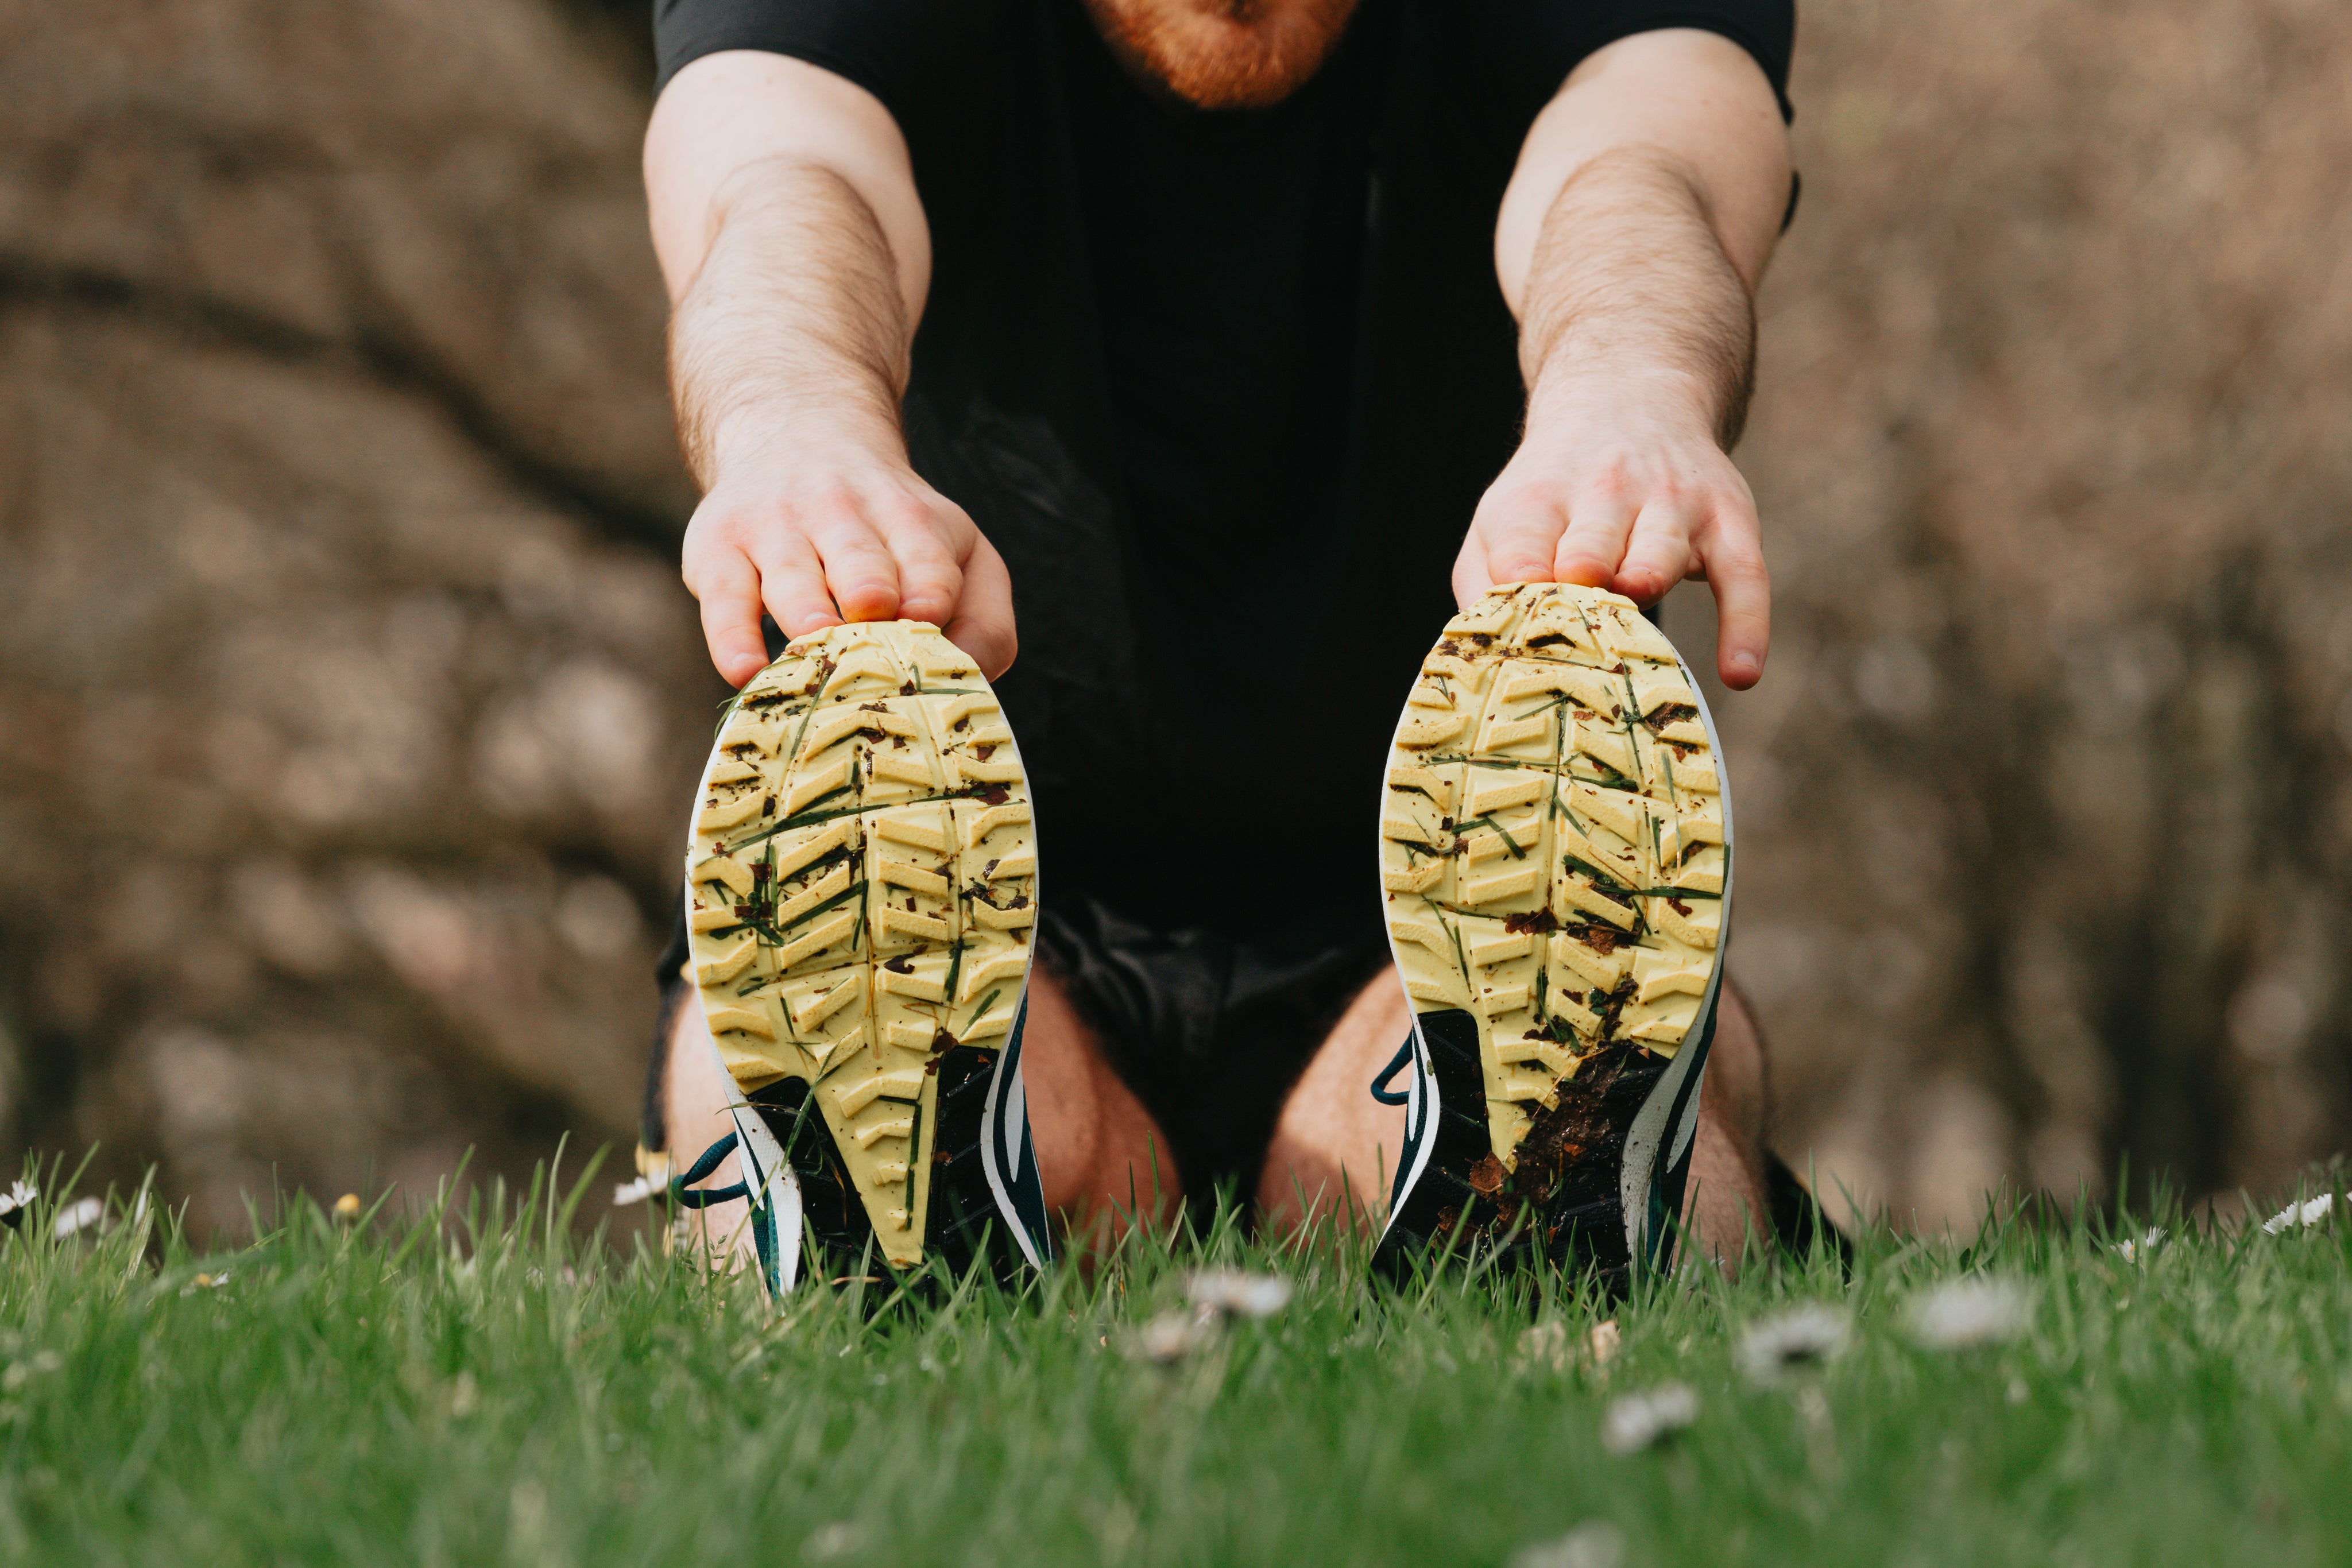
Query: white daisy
1909,1277,2030,1349
2262,1193,2334,1234
1515,1321,1570,1373
1185,1269,1293,1321
1128,1307,1216,1365
50,1198,103,1240
1521,1318,1623,1375
2113,1226,2165,1262
1599,1383,1700,1455
1735,1304,1851,1385
803,1522,864,1563
0,1181,37,1221
1509,1519,1627,1568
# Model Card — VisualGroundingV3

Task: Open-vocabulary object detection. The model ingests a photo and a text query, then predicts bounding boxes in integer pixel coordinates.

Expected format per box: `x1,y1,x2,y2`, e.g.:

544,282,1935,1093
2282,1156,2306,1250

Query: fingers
689,467,1019,687
1450,528,1495,608
1479,490,1572,591
876,499,968,630
943,532,1018,679
1700,520,1771,690
688,545,774,688
1551,482,1641,591
1458,475,1646,608
806,512,903,624
1463,443,1770,691
748,524,842,643
1611,495,1701,606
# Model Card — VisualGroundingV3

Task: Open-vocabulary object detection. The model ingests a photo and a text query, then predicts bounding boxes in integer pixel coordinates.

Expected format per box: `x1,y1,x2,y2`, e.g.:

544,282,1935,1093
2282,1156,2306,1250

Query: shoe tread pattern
1380,582,1726,1172
684,621,1036,1268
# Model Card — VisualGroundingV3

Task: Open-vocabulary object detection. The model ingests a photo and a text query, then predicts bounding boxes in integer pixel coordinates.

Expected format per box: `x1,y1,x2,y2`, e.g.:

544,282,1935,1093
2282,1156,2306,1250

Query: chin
1084,0,1363,110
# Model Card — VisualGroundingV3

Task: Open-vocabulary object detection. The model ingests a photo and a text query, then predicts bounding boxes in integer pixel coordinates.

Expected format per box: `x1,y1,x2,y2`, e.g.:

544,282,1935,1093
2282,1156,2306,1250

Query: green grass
0,1155,2346,1567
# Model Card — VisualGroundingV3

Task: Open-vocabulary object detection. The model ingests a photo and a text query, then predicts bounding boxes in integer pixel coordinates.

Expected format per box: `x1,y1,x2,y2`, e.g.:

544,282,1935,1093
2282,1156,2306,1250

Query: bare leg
1679,979,1771,1275
1256,966,1411,1235
1020,965,1185,1250
661,965,1183,1266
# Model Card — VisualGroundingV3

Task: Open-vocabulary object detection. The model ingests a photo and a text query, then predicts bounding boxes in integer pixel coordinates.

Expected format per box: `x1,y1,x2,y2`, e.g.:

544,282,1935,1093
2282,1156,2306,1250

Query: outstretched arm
1461,28,1792,688
646,51,1015,686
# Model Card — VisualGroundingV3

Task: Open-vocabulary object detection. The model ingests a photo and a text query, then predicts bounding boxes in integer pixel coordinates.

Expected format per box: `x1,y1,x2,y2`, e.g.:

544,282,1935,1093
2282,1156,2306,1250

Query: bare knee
1703,978,1770,1162
1257,966,1410,1238
1682,975,1774,1275
1020,967,1182,1246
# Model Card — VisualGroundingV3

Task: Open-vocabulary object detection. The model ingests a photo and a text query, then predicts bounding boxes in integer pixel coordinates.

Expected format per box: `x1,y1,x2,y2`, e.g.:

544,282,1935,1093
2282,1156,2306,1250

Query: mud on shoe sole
1374,581,1732,1285
682,620,1047,1279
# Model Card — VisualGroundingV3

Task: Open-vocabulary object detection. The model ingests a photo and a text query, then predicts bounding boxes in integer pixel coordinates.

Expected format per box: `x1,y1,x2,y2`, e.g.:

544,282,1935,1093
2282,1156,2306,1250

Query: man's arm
1464,28,1793,688
645,51,1015,686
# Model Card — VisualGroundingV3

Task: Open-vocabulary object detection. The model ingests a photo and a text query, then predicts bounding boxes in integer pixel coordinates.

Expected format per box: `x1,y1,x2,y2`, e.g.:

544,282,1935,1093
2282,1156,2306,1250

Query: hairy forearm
1518,147,1757,449
1469,31,1786,682
670,158,912,487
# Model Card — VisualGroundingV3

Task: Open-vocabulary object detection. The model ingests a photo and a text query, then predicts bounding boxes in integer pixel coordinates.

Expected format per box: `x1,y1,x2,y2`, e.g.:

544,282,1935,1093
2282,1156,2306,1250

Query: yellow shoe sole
681,621,1045,1274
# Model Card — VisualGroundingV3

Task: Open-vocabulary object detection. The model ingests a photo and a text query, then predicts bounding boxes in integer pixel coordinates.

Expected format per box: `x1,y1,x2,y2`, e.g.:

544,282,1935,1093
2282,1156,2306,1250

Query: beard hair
1083,0,1364,110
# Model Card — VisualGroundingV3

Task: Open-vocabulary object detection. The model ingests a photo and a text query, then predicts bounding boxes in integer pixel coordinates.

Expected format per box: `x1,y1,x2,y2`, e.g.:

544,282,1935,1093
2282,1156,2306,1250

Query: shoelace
672,1126,795,1295
1369,1036,1416,1106
670,1131,751,1209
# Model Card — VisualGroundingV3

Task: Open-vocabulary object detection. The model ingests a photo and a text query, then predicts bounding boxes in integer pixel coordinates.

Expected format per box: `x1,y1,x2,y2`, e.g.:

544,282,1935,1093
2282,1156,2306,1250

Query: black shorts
648,889,1393,1223
1032,893,1391,1218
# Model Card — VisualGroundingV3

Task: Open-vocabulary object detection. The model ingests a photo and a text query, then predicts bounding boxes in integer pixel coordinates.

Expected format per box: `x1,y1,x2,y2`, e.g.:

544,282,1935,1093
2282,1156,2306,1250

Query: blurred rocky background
1672,0,2352,1229
0,0,2343,1236
0,0,709,1236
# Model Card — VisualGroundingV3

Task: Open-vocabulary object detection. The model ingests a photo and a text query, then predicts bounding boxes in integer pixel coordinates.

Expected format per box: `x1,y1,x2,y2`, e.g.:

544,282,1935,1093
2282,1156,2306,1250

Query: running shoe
1370,582,1732,1291
674,620,1053,1295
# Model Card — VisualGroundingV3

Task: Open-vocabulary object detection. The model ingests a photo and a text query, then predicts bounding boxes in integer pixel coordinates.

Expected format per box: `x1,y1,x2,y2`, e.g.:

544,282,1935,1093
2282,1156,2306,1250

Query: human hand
1453,378,1770,690
680,435,1015,688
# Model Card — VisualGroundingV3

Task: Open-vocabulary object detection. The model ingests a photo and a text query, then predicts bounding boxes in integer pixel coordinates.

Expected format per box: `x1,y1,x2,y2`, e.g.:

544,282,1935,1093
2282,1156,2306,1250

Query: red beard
1082,0,1363,110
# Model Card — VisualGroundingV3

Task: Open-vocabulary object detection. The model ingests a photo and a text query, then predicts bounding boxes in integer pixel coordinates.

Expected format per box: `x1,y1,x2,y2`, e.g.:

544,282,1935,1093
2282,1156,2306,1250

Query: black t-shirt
654,0,1793,940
